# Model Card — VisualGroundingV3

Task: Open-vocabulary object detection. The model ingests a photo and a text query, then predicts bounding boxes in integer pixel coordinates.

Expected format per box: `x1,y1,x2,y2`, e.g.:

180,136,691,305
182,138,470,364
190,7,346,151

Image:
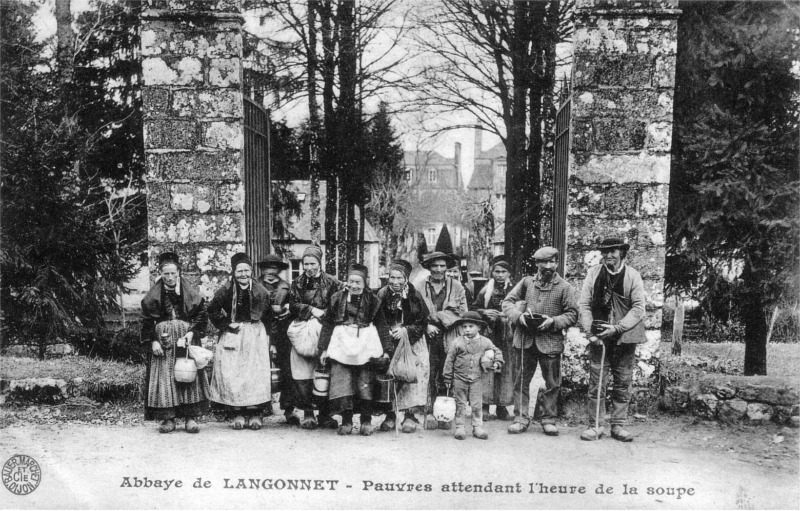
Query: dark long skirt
144,320,210,421
328,361,376,415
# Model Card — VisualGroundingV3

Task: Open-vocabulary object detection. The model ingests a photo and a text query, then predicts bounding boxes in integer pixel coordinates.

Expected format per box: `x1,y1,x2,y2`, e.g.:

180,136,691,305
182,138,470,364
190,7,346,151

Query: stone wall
663,374,800,428
141,0,245,298
564,0,680,335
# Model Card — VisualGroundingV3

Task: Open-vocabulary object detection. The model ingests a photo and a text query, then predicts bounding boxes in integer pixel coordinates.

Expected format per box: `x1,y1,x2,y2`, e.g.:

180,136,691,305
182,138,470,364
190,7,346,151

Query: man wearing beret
578,238,646,442
502,247,578,436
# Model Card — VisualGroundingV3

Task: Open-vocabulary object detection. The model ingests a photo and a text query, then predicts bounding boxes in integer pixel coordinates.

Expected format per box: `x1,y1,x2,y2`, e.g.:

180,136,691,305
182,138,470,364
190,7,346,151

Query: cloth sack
327,324,383,366
287,318,322,358
188,345,214,369
387,328,418,383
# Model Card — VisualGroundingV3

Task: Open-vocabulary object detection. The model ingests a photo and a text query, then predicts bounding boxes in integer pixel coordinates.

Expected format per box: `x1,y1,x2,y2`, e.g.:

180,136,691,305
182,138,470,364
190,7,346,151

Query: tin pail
270,367,283,392
433,395,456,422
174,352,197,383
376,374,395,403
312,370,331,397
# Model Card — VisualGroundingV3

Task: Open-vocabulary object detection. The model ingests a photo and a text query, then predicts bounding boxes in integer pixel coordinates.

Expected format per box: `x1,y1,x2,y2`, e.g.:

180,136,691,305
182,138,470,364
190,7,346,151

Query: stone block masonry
564,1,680,337
663,374,800,428
141,0,245,299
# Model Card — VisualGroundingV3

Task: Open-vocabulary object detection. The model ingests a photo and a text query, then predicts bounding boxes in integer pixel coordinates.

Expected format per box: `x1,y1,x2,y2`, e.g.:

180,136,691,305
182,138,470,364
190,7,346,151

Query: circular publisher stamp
2,455,41,495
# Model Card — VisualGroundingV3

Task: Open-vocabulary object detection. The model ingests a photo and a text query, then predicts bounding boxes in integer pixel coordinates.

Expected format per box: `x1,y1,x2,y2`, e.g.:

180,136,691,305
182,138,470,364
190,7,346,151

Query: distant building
272,180,382,288
467,126,506,257
403,142,468,257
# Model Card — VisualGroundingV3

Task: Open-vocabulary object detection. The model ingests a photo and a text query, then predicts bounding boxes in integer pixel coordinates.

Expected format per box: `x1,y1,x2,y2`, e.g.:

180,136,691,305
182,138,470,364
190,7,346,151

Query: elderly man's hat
258,254,289,270
446,253,460,269
421,251,455,270
596,237,630,251
491,255,511,272
532,246,559,261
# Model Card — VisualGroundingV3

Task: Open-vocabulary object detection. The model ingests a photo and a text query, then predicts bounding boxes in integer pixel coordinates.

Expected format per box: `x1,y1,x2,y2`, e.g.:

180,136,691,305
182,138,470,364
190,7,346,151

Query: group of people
141,236,646,443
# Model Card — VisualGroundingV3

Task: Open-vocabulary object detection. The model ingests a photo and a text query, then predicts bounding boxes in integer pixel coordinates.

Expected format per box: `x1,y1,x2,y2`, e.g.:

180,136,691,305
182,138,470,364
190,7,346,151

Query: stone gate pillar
566,0,680,336
141,0,245,297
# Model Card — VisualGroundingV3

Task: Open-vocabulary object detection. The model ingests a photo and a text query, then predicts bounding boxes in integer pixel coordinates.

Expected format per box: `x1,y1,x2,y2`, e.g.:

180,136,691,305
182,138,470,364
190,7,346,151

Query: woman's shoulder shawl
141,277,204,319
140,279,165,319
212,279,234,303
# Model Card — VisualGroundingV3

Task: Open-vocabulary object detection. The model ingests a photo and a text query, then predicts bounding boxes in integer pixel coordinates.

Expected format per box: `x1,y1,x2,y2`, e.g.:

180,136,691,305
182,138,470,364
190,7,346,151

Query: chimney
474,124,483,158
454,142,462,188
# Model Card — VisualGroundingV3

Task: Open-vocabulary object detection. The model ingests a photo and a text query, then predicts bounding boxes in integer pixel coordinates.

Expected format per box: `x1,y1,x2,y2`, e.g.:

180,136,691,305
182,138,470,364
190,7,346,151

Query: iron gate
553,90,571,277
244,97,271,264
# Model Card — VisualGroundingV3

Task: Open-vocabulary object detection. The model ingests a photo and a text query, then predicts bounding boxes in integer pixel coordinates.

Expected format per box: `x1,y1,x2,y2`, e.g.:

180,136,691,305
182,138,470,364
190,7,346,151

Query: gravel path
1,406,797,509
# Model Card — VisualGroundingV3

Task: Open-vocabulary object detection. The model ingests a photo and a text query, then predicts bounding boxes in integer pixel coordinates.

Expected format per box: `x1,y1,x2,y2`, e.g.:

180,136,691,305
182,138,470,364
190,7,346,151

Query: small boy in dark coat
444,311,504,440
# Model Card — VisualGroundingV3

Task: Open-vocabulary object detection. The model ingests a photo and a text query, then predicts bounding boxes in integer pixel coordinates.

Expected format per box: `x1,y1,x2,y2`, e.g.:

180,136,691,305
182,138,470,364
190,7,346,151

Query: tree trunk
320,0,338,274
504,0,531,275
55,0,73,89
358,203,366,264
741,260,768,375
672,296,684,356
336,0,359,277
307,0,322,245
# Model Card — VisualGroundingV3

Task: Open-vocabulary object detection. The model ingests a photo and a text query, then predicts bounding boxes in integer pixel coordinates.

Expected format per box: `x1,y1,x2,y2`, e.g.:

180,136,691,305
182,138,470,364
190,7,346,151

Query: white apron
326,324,383,366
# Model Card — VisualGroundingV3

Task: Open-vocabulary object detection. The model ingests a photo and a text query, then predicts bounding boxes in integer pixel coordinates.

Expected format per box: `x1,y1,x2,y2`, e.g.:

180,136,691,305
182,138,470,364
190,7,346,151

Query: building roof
273,180,379,243
403,149,453,168
467,161,494,190
478,141,507,160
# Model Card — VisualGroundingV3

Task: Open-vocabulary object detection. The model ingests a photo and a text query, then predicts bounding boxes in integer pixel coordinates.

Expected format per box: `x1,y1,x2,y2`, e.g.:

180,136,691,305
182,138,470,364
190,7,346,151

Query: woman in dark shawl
207,252,273,430
140,252,209,434
318,264,393,436
376,259,430,433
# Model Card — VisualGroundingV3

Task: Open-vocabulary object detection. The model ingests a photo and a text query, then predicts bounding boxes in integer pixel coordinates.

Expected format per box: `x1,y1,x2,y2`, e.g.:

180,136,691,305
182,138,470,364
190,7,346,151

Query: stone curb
1,377,141,406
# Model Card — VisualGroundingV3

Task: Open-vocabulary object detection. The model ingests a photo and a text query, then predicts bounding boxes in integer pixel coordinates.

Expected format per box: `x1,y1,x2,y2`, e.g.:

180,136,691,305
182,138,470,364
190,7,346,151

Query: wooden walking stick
593,340,607,439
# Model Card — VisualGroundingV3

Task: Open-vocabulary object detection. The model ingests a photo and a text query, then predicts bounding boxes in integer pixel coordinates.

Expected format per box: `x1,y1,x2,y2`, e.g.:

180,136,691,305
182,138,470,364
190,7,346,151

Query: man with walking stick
502,247,577,436
578,238,647,442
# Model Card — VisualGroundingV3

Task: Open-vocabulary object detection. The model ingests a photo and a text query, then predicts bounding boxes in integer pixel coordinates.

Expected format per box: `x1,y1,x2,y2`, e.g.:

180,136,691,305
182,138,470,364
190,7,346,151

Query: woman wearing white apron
287,245,343,429
376,259,431,433
318,264,393,436
208,252,273,430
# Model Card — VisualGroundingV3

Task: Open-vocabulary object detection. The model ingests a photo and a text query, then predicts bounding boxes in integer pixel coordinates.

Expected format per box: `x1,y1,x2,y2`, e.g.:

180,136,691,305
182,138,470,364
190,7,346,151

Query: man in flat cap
502,246,578,436
419,251,468,429
578,238,646,442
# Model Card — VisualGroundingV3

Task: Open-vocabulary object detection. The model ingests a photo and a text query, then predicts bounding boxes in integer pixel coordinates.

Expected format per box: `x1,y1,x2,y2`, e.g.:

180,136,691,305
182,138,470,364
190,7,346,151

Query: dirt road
1,413,797,509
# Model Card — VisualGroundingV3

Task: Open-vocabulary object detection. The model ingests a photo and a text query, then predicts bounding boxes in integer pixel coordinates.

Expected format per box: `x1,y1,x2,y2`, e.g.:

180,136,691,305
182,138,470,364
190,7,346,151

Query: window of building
404,168,412,181
290,259,302,282
425,228,437,248
428,169,437,183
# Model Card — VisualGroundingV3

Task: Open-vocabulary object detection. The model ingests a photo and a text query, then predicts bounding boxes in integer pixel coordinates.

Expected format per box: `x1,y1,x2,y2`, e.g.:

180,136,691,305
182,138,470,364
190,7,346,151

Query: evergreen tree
0,1,138,358
364,102,407,266
434,224,454,255
667,1,799,375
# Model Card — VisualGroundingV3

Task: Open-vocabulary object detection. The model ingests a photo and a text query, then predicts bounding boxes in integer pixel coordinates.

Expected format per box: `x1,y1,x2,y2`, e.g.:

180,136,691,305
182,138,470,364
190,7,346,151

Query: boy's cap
453,311,487,329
